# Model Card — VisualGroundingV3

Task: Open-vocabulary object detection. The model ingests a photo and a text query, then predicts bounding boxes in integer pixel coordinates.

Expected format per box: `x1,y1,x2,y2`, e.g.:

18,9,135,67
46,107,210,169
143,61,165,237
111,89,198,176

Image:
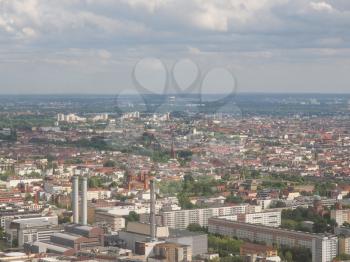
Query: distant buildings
57,113,86,123
121,111,140,120
57,113,108,123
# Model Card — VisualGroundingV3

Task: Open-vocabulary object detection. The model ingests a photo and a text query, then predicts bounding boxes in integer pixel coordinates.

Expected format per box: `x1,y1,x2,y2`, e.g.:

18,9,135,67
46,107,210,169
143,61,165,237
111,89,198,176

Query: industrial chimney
81,176,88,225
72,176,79,224
149,179,156,241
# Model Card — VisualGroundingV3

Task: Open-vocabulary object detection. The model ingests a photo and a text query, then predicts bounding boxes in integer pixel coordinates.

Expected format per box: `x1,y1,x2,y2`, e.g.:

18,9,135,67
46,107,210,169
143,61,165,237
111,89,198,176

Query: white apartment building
217,210,281,227
87,189,111,201
208,218,338,262
312,236,338,262
160,204,259,230
330,209,350,226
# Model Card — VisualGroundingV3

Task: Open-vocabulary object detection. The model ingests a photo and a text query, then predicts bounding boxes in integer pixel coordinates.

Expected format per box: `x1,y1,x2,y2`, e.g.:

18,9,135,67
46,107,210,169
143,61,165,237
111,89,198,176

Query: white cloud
310,1,333,12
0,0,350,93
97,49,112,60
120,0,170,13
21,27,36,38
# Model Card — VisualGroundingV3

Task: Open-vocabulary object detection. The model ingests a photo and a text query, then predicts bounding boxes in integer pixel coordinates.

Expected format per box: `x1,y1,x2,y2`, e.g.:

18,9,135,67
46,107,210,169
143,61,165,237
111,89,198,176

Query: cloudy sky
0,0,350,94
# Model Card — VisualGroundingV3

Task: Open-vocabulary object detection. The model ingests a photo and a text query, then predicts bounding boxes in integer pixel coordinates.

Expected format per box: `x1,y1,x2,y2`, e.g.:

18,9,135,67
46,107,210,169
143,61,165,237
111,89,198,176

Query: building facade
160,204,255,229
95,211,125,231
331,209,350,226
208,218,337,262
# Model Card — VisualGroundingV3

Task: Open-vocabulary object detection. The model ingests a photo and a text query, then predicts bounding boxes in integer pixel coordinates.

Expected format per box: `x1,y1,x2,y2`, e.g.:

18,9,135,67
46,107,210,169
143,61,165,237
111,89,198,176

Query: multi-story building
149,242,192,262
87,189,111,201
0,208,42,228
217,210,281,227
24,224,104,255
208,218,338,262
331,209,350,226
338,236,350,255
95,210,125,231
160,204,258,230
5,216,60,248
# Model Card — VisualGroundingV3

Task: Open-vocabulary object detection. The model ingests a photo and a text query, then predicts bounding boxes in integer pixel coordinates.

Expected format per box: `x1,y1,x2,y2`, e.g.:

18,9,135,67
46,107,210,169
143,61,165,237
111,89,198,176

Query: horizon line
0,91,350,96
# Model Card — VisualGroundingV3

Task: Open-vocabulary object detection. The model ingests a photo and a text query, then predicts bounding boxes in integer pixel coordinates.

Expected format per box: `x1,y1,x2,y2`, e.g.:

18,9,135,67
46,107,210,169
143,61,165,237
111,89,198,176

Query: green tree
103,160,116,167
88,177,102,188
285,251,293,262
124,211,140,224
225,195,243,204
313,219,328,233
187,223,208,233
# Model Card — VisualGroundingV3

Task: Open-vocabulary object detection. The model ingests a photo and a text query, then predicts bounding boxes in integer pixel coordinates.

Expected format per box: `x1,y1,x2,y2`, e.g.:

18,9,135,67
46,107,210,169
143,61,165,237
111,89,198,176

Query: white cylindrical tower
72,176,79,224
81,176,88,225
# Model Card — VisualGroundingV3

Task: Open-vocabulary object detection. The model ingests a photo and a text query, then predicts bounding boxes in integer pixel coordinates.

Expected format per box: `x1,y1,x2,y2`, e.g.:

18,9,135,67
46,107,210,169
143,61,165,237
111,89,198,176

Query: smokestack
72,176,79,224
81,176,88,225
150,179,156,241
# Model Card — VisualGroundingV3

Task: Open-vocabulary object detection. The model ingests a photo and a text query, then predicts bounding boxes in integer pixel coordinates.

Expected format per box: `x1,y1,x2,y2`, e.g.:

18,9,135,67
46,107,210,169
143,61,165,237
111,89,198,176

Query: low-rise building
95,210,125,231
5,216,60,248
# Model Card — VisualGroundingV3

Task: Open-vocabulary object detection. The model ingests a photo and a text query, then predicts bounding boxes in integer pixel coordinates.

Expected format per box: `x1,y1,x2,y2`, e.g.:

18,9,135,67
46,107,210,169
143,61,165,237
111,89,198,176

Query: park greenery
159,174,223,209
187,224,243,260
278,246,312,262
281,207,336,233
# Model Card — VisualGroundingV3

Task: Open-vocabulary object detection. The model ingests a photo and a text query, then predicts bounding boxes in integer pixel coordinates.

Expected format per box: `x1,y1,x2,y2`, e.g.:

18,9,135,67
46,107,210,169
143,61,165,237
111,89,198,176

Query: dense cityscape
2,0,350,261
0,94,349,262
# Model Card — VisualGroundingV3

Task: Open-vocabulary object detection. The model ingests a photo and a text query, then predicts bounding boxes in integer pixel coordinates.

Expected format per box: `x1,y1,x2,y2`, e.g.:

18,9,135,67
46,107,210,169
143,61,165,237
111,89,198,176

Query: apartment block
218,210,281,227
160,204,257,230
331,209,350,226
208,218,337,262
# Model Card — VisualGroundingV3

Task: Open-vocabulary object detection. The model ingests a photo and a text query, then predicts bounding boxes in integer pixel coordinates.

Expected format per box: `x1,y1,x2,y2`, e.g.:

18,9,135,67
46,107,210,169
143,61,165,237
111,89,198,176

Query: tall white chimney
81,176,88,225
72,176,79,224
150,179,156,241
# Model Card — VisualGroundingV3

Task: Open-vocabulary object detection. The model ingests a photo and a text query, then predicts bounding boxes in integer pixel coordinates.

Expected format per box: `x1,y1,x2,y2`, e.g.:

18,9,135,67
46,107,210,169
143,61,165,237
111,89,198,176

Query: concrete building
118,222,207,257
24,224,104,255
160,204,257,230
95,210,125,231
5,216,60,248
208,218,338,262
217,210,281,227
331,209,350,226
338,236,350,255
0,207,42,228
167,229,208,257
149,242,192,262
87,189,111,201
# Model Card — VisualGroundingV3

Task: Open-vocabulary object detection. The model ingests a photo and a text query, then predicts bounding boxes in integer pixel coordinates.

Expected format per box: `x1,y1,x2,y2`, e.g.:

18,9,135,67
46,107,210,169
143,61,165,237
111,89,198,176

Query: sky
0,0,350,94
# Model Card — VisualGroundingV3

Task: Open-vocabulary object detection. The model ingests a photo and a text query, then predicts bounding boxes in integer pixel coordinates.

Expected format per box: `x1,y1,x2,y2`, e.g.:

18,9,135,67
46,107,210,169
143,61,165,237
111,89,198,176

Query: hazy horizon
1,0,350,94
